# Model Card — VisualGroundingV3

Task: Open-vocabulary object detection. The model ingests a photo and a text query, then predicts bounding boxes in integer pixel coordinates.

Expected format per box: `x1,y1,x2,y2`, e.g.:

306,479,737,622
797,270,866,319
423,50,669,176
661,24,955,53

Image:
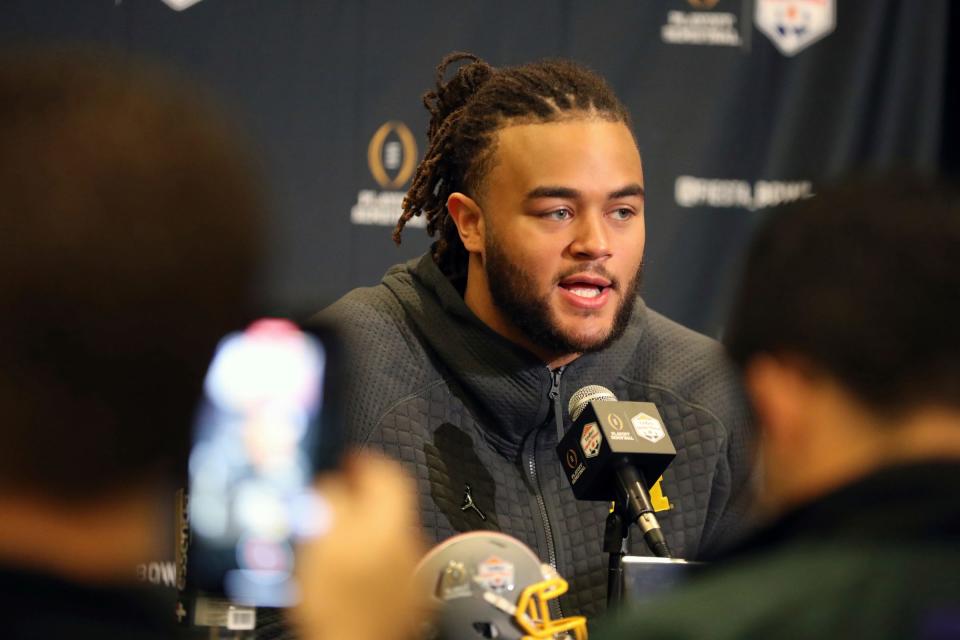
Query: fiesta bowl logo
367,121,418,189
755,0,835,56
476,555,515,592
631,412,666,444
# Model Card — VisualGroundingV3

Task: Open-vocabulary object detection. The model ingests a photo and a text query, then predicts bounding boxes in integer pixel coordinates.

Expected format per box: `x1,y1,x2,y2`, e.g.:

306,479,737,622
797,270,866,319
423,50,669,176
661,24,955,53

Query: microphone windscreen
568,384,617,421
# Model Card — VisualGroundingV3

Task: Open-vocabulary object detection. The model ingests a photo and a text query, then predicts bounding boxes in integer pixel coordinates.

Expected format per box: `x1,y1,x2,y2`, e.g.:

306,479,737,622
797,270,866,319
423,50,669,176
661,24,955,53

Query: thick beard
484,238,643,359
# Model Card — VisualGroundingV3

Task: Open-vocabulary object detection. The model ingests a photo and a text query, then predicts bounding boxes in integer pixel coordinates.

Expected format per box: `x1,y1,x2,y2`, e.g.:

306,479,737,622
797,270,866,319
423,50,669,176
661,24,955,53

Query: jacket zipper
527,453,556,569
526,366,566,617
549,366,565,440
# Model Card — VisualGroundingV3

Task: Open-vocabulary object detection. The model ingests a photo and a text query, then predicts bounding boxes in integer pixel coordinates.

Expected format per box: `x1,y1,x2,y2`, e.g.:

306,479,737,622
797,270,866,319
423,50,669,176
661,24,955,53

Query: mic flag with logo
558,389,676,503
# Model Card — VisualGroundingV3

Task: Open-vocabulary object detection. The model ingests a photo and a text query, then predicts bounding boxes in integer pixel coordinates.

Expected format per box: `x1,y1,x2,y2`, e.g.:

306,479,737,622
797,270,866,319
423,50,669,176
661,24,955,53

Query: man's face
470,118,646,363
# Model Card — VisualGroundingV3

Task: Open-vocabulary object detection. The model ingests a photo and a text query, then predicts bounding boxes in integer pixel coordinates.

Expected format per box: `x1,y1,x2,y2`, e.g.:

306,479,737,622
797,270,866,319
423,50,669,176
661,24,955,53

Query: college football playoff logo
367,121,418,189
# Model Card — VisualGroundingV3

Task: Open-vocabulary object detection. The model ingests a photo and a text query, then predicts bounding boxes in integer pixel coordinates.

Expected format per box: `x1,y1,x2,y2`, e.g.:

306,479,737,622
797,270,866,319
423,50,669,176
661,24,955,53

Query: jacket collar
382,253,648,453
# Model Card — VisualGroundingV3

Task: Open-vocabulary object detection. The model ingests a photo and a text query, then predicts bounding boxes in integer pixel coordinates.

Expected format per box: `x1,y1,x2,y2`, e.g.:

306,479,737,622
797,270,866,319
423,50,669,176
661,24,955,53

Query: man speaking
320,52,753,616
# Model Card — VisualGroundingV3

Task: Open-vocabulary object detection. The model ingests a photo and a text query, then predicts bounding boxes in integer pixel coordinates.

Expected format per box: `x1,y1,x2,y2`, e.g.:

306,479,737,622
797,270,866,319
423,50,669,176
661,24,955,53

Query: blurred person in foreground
596,175,960,639
0,51,421,640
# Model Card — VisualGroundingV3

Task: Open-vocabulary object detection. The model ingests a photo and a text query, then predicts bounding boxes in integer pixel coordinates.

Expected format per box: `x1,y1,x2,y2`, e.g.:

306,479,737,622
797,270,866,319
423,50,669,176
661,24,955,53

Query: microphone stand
603,503,629,609
604,464,673,608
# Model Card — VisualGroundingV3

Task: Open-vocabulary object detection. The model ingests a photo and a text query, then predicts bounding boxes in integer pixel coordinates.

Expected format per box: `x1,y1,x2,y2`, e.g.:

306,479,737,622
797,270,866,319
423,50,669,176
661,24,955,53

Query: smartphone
184,318,341,609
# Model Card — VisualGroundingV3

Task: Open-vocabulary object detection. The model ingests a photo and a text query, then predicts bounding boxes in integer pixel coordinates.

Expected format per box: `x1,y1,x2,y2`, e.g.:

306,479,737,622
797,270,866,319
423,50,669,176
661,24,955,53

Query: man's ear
446,192,485,254
744,354,811,448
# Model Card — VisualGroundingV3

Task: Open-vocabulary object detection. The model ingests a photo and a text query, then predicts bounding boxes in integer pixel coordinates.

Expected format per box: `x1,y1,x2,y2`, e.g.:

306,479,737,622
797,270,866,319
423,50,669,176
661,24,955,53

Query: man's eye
545,208,573,220
610,208,636,221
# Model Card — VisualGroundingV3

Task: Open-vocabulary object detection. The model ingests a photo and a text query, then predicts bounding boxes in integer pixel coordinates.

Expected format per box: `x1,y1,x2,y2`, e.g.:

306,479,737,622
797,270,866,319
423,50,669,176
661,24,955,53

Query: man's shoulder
319,269,410,329
622,307,752,480
315,275,446,444
639,308,727,365
626,308,743,405
319,278,433,363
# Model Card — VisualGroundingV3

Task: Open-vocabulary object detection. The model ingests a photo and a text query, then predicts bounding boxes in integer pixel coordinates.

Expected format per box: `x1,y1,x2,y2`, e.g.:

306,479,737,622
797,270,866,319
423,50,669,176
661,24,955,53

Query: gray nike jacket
319,253,754,618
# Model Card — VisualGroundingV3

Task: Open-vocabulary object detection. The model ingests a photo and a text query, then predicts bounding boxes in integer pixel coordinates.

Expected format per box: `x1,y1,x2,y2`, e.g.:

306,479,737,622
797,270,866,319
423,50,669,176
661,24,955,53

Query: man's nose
569,212,612,259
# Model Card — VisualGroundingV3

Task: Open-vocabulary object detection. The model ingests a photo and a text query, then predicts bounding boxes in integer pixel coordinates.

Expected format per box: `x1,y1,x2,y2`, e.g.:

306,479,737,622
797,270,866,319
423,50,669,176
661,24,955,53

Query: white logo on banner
755,0,835,56
631,413,665,444
674,176,814,210
161,0,205,10
136,560,178,587
661,1,742,48
352,121,421,228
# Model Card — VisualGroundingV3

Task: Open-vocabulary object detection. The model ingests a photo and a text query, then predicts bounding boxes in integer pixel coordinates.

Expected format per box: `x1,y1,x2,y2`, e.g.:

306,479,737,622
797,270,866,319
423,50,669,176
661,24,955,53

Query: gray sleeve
313,285,437,446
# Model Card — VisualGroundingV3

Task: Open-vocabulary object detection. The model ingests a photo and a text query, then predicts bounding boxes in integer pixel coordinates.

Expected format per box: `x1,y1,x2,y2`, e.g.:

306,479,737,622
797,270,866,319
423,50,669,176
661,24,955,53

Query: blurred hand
292,452,427,640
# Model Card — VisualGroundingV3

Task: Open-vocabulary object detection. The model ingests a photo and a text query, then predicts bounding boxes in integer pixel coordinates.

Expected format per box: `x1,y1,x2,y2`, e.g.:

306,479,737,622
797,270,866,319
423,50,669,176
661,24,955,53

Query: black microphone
556,385,676,558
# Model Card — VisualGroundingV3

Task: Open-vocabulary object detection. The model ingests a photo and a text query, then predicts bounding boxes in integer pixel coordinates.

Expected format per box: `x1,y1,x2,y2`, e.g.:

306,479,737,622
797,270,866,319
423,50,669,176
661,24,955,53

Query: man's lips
557,273,614,309
558,273,612,288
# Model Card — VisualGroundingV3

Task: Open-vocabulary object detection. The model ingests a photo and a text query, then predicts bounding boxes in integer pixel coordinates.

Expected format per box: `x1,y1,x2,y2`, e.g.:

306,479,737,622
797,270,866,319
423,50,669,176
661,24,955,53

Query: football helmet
414,531,587,640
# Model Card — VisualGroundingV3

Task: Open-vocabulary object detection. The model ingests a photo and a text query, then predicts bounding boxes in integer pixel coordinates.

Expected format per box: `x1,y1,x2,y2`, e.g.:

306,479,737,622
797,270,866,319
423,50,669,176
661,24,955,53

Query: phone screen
186,318,338,608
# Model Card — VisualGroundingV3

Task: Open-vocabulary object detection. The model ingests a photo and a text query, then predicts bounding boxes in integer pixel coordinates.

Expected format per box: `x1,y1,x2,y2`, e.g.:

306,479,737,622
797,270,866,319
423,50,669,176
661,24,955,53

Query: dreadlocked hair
393,51,632,279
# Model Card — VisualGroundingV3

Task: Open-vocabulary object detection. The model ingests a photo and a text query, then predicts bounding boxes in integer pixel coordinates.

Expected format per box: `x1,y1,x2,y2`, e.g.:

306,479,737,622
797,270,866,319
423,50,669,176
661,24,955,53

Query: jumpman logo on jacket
460,483,486,521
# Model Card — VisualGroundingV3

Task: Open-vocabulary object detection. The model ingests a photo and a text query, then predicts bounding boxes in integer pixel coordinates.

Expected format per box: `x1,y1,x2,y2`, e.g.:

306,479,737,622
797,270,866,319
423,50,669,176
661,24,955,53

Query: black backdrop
2,0,953,337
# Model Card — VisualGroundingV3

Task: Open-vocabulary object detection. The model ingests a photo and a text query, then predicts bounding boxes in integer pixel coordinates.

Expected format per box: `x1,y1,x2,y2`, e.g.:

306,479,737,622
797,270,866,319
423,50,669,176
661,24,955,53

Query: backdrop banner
2,0,947,336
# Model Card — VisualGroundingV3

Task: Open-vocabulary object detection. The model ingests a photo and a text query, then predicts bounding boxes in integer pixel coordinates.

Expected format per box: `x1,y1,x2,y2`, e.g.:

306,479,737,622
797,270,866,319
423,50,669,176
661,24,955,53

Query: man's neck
773,407,960,516
0,487,163,583
462,262,579,368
